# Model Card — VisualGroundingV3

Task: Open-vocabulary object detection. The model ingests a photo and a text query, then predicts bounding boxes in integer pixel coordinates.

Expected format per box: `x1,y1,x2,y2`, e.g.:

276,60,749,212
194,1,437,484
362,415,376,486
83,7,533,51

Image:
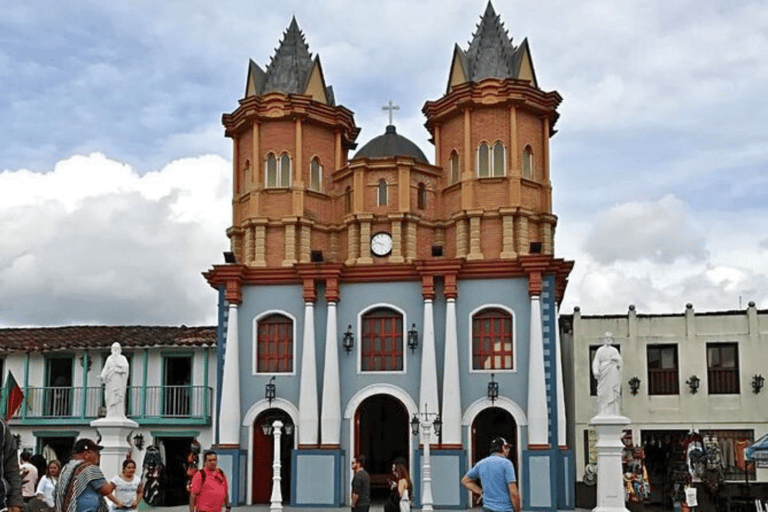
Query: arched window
417,183,426,210
377,179,388,206
472,307,514,370
449,150,460,184
492,141,505,176
309,158,322,192
522,146,534,180
361,307,403,371
266,153,292,188
344,186,352,213
256,313,293,373
477,143,490,177
266,154,278,188
244,160,251,188
280,153,291,187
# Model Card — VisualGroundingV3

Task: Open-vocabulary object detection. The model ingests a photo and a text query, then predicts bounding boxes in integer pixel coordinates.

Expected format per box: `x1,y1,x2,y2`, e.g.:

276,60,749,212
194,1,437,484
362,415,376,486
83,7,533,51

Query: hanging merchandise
143,444,165,506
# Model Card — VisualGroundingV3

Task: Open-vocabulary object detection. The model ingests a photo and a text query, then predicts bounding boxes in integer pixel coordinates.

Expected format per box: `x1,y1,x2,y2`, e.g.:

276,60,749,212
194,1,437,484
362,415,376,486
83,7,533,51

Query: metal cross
382,100,400,125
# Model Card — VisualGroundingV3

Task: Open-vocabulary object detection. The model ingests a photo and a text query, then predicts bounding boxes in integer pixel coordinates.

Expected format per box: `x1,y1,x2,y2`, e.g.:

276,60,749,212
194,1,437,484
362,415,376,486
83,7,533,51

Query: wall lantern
410,414,420,435
431,415,442,437
265,376,276,405
752,374,765,394
487,373,499,403
628,377,641,396
133,433,145,451
407,324,419,353
343,325,354,354
686,375,700,394
261,420,294,436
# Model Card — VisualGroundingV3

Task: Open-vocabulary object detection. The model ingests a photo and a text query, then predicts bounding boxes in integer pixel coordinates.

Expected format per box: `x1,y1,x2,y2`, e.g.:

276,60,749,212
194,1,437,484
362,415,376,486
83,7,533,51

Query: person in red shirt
189,451,230,512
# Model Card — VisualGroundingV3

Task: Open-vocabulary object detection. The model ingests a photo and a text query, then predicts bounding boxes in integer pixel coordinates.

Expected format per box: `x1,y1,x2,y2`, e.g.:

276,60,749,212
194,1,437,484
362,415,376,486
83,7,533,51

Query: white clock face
371,232,393,256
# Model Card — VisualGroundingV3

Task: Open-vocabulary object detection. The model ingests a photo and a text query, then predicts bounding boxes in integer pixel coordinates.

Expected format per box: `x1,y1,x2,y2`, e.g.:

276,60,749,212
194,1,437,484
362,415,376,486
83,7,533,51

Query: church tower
422,1,562,261
206,5,574,510
222,17,360,267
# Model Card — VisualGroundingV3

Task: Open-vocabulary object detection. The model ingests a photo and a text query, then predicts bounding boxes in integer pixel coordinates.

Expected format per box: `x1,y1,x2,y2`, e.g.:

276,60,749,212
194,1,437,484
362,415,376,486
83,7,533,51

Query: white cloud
584,194,707,264
0,154,230,326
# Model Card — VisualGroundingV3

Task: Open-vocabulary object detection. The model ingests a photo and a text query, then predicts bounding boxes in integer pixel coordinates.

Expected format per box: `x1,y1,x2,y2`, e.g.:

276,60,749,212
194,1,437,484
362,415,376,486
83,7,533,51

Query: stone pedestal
590,415,630,512
91,417,139,478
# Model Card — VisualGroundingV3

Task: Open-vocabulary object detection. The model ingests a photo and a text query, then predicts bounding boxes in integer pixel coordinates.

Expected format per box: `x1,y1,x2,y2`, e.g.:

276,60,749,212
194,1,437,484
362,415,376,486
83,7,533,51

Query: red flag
5,372,24,421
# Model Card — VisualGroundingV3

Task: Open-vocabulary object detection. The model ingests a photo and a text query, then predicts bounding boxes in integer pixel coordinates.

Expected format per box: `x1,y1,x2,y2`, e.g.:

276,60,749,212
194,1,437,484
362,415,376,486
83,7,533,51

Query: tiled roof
0,325,217,353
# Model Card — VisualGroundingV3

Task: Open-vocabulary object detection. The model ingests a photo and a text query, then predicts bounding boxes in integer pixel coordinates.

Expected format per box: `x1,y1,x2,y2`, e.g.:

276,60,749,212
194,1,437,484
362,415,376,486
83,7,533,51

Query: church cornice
204,255,573,296
222,92,359,145
422,78,561,135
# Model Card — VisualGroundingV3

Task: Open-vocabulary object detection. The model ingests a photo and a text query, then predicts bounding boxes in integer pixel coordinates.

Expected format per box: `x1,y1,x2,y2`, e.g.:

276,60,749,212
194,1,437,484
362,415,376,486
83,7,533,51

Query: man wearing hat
461,437,520,512
55,439,116,512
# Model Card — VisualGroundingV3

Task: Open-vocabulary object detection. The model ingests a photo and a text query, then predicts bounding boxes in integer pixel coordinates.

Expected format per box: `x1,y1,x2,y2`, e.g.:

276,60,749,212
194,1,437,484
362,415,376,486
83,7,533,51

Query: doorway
470,407,518,506
163,356,191,416
252,409,294,504
355,394,409,501
45,356,73,417
156,436,196,506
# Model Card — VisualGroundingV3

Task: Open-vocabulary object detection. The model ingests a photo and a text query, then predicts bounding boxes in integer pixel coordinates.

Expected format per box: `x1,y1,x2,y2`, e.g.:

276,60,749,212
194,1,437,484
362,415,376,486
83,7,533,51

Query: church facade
204,4,574,510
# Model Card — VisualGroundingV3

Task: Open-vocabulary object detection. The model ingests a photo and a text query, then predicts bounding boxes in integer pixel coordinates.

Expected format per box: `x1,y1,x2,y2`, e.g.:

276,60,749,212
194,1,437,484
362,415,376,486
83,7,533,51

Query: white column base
91,417,139,479
589,416,631,512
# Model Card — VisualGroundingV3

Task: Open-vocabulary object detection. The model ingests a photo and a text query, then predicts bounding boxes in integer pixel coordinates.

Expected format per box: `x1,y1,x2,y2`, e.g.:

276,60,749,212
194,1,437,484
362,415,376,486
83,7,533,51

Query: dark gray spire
465,1,517,81
262,17,315,95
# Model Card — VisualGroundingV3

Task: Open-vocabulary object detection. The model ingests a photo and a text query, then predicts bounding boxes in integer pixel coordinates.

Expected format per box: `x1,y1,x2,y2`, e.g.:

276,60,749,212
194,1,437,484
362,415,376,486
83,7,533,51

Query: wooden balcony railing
648,368,680,395
708,368,740,394
12,385,212,424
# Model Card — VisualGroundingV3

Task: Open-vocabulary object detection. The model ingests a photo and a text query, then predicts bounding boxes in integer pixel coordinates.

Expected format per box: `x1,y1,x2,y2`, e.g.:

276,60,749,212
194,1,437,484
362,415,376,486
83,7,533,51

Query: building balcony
10,385,213,426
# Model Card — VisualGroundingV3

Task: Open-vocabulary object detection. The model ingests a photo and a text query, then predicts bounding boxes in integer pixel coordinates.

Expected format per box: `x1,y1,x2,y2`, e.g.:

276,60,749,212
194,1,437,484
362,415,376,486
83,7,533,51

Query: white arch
462,397,528,505
343,383,419,492
243,398,299,504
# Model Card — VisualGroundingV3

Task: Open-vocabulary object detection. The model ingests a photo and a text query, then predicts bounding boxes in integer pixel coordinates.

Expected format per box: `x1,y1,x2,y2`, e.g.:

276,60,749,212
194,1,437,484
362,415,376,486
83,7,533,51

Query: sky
1,0,767,327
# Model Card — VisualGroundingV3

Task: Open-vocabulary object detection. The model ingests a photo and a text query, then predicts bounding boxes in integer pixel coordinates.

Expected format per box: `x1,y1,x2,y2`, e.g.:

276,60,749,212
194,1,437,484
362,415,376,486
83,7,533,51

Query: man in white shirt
19,451,38,503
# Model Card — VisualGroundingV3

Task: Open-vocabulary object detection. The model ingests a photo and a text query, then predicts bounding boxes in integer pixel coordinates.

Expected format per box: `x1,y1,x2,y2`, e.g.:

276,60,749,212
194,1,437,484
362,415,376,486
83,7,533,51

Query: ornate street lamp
265,376,276,405
410,404,441,512
487,374,499,403
686,375,700,394
343,325,354,354
628,377,641,396
407,324,419,353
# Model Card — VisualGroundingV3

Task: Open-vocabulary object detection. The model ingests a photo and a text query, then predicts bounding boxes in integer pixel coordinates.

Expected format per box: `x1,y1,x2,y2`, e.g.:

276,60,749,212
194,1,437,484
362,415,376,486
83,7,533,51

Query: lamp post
261,419,291,512
410,404,442,512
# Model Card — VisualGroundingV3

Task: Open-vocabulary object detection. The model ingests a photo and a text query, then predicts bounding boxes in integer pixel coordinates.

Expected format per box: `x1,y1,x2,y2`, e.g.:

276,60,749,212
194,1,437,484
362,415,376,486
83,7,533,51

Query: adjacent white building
562,302,768,509
0,325,217,506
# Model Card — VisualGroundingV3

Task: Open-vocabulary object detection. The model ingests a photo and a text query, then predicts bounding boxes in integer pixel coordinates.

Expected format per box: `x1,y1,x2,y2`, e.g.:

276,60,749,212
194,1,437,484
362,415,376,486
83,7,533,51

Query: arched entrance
355,394,409,501
470,407,518,505
252,409,294,504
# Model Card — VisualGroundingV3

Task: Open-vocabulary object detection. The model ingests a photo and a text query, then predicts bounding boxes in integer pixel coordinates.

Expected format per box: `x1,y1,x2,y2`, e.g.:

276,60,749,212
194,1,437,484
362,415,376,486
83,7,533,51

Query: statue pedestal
589,415,630,512
91,417,139,478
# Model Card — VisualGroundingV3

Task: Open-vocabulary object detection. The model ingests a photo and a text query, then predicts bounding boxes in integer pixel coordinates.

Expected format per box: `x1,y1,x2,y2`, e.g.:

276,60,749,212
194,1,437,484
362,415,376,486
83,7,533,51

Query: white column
526,295,549,446
320,301,341,445
418,299,439,444
420,423,434,512
554,304,567,447
219,302,241,445
441,298,461,445
298,301,318,445
270,420,284,512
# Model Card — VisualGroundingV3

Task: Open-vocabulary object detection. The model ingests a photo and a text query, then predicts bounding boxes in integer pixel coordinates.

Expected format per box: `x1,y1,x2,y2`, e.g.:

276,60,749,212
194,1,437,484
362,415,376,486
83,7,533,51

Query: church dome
353,125,429,164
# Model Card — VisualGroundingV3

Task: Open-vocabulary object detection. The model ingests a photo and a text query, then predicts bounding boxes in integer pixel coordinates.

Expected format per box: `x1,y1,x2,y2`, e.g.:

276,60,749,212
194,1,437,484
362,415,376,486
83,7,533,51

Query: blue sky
1,0,767,326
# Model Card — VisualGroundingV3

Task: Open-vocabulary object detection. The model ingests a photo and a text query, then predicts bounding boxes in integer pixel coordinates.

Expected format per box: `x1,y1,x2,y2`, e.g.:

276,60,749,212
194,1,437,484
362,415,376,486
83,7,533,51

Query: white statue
100,342,129,419
592,332,622,417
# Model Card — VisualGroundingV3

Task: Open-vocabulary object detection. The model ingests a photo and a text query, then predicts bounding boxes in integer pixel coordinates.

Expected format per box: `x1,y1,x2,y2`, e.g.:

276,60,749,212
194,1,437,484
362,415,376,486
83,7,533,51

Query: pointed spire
262,16,315,95
465,1,518,81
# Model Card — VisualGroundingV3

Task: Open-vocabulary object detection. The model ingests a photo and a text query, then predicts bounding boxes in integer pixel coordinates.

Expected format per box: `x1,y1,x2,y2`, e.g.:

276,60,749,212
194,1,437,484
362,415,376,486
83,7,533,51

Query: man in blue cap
461,437,520,512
